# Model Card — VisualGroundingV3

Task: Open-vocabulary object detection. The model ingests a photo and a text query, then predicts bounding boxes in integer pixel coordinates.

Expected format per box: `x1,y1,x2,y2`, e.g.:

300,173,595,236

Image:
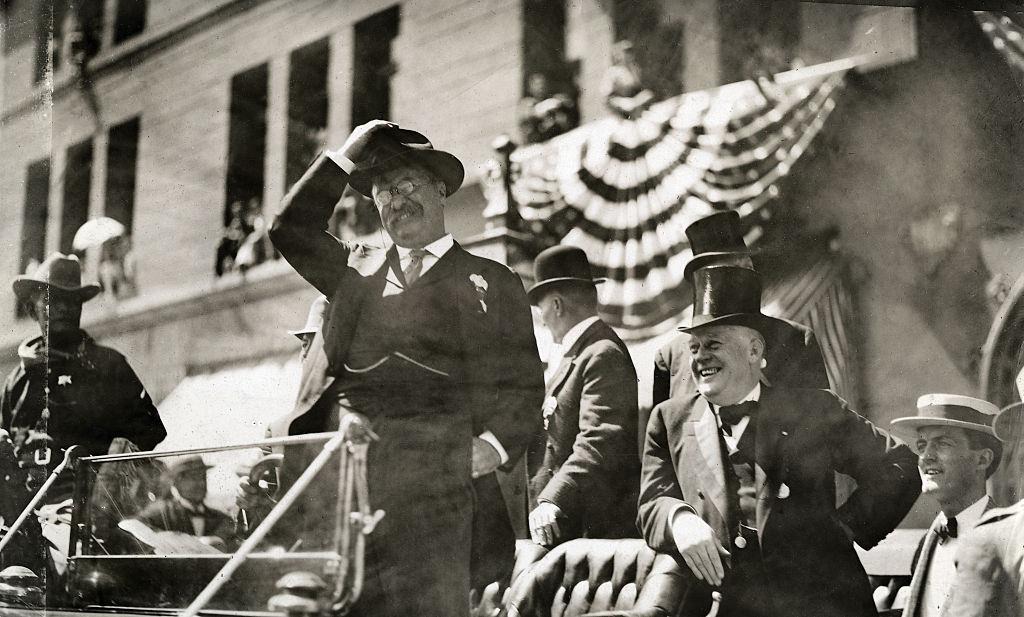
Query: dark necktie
718,400,758,436
402,249,428,286
937,516,958,542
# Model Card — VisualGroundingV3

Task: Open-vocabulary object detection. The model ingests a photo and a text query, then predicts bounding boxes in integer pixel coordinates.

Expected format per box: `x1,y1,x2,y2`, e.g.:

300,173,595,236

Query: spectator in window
99,234,138,300
215,201,251,276
602,40,654,119
517,73,575,144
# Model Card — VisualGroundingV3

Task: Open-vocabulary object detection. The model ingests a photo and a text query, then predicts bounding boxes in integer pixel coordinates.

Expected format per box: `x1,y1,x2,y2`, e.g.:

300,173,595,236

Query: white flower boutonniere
469,274,488,313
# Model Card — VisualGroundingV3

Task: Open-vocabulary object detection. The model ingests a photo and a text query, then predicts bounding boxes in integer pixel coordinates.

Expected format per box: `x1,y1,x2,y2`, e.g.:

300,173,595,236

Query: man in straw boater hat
652,211,828,408
637,264,920,617
0,253,166,571
248,120,543,616
941,368,1024,617
524,245,640,547
889,394,1003,617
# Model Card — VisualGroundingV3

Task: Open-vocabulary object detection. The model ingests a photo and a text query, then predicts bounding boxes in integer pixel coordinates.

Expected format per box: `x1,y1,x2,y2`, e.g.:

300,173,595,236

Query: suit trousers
719,526,776,617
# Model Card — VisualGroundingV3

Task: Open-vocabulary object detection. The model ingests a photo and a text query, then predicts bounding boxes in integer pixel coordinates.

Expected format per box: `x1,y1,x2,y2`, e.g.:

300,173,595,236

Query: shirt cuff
325,149,355,175
669,503,697,536
478,430,509,465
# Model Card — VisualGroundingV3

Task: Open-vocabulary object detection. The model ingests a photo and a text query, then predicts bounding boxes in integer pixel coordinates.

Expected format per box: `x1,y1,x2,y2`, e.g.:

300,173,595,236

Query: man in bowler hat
638,265,920,617
525,245,640,547
1,253,166,570
652,211,828,407
890,394,1003,617
254,120,544,616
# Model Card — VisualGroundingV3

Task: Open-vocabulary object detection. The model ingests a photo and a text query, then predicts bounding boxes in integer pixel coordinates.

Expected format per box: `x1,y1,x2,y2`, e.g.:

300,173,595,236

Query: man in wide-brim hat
523,245,639,548
889,394,1002,617
133,455,232,545
652,210,828,408
2,253,166,572
638,264,920,617
253,120,543,616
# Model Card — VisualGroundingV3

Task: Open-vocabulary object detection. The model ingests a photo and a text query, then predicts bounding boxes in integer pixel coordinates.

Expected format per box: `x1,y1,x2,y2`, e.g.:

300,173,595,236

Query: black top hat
683,211,753,280
527,245,606,304
13,253,100,302
679,265,773,334
348,126,465,199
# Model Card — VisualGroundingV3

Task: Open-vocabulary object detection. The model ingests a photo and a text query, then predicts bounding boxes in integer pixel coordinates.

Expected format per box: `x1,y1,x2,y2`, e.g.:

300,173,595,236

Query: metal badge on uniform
57,375,72,386
542,396,558,430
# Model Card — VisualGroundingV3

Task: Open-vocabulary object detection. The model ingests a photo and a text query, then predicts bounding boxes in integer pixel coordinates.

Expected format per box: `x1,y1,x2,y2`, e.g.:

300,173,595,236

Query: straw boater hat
347,125,464,199
527,245,606,304
682,211,755,280
12,253,100,302
889,394,999,444
678,265,777,335
288,295,328,340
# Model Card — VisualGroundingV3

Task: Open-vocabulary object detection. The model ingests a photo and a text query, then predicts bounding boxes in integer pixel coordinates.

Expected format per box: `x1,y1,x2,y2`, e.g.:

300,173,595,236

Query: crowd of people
0,119,1021,617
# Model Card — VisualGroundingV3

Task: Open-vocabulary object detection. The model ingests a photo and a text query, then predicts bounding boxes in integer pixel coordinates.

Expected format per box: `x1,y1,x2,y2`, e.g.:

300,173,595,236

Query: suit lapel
411,242,462,289
691,398,729,525
904,518,943,617
753,385,787,537
545,321,602,397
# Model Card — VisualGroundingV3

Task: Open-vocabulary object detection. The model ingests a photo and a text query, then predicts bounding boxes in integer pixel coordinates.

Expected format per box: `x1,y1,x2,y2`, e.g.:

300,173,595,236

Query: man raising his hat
638,265,920,617
252,120,543,616
525,245,640,547
890,394,1003,617
652,211,828,407
0,253,166,570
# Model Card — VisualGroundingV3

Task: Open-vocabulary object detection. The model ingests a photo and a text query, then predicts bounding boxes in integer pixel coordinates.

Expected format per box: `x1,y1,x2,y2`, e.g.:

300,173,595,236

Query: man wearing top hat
638,264,920,617
0,253,166,570
525,245,640,547
652,211,828,407
889,394,1003,617
941,374,1024,617
258,120,543,616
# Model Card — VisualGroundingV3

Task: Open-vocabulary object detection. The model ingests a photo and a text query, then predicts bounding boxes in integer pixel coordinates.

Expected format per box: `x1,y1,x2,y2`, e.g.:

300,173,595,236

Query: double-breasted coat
638,386,921,617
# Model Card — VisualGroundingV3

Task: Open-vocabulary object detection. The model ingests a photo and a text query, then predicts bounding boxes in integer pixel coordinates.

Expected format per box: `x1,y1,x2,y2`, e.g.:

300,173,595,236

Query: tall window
17,158,51,317
351,5,400,127
718,0,800,85
612,0,684,98
224,63,268,225
105,117,140,233
286,37,329,192
61,138,94,255
114,0,146,44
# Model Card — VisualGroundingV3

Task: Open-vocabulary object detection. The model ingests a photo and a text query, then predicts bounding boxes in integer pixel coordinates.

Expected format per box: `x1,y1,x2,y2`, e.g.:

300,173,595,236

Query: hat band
918,404,994,427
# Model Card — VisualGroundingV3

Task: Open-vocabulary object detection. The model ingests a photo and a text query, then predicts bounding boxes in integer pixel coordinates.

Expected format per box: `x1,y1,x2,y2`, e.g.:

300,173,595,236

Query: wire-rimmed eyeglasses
372,180,423,208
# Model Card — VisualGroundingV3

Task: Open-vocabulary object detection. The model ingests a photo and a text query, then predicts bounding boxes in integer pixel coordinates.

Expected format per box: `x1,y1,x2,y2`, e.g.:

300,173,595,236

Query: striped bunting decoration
976,12,1024,78
510,60,853,339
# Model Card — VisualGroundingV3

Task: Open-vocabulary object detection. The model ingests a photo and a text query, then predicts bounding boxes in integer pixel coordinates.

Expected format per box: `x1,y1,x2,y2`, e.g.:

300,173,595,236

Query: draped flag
510,59,854,339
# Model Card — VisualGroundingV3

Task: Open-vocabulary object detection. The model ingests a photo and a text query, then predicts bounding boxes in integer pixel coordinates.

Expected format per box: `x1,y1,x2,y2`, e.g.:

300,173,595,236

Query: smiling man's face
915,426,990,510
688,324,763,406
371,165,446,248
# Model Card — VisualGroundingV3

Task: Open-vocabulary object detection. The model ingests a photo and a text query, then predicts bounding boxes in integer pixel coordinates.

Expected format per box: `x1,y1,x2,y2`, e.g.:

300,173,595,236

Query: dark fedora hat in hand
683,210,755,280
679,265,774,335
13,253,100,302
527,245,606,304
890,394,998,444
348,125,465,199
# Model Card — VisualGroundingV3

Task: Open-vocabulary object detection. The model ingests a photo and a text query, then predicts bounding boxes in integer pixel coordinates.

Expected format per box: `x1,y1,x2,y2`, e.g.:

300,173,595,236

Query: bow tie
937,516,958,542
718,400,759,428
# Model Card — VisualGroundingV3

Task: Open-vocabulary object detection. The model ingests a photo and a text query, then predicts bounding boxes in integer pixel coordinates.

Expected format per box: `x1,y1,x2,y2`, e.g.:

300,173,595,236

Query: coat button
734,536,747,549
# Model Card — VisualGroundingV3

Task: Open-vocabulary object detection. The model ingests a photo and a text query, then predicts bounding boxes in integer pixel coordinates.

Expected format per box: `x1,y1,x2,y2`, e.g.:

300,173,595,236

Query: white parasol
72,217,125,251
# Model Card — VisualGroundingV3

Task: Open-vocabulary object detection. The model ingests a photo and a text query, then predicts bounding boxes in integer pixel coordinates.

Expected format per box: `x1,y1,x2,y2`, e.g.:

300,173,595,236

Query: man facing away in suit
889,394,1003,617
525,245,640,547
243,120,544,617
638,265,920,617
652,211,829,407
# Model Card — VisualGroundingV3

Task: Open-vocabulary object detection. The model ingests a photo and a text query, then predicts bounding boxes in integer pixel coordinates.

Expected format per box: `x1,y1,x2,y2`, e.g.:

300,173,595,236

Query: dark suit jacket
268,154,544,595
652,317,829,407
638,386,921,617
133,498,234,542
941,500,1024,617
527,319,640,541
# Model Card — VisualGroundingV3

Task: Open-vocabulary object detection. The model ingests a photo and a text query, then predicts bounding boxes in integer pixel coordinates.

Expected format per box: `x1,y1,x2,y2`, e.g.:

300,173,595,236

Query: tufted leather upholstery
501,539,688,617
473,540,552,617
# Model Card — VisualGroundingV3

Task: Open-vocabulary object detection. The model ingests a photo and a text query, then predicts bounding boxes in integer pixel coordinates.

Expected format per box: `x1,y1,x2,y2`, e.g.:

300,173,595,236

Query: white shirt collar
946,494,989,530
395,234,454,260
558,316,601,354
